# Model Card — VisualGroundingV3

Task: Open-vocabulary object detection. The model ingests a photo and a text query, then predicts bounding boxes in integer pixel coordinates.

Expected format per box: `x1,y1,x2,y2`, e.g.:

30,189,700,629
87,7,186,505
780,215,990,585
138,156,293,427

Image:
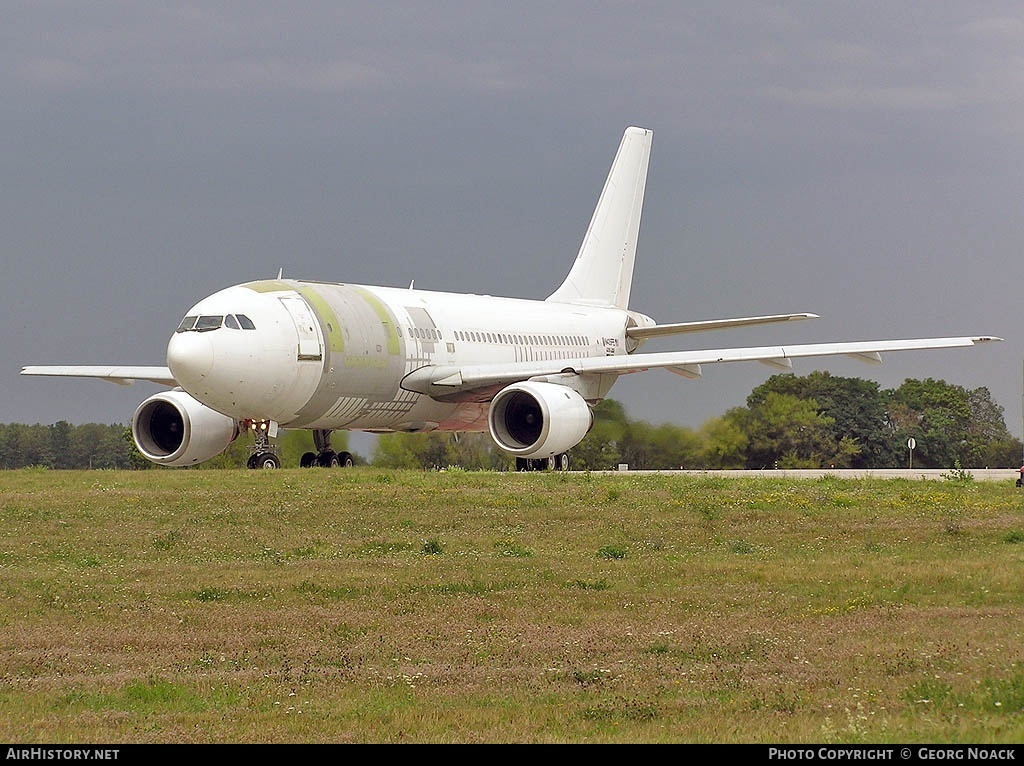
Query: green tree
738,391,836,469
747,372,892,467
374,432,447,469
886,379,1018,468
48,421,74,469
0,424,20,468
698,415,747,468
620,420,700,469
17,425,54,468
571,399,628,470
964,386,1019,467
69,423,132,469
446,432,512,470
886,378,972,468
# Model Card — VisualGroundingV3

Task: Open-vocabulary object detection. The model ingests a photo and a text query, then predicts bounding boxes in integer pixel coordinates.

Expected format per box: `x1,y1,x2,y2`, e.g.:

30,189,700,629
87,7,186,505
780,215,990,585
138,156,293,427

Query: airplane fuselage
169,278,644,435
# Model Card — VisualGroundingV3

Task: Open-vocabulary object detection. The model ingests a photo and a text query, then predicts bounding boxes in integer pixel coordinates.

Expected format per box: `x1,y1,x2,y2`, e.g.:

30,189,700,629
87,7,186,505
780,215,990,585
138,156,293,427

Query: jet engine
488,381,593,459
132,390,239,467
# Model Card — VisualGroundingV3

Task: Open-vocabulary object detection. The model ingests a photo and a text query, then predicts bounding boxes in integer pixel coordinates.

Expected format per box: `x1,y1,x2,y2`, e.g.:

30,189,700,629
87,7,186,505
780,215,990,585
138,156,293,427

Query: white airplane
21,126,1002,470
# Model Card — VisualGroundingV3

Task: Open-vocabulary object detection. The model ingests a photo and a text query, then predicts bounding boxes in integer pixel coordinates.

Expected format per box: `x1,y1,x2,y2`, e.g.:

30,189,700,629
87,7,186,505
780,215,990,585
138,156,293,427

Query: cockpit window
175,315,198,333
177,313,255,332
195,315,224,332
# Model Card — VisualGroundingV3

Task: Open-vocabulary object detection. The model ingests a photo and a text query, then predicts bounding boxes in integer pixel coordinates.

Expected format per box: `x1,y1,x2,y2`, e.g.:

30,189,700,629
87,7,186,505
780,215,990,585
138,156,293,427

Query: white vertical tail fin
546,126,653,309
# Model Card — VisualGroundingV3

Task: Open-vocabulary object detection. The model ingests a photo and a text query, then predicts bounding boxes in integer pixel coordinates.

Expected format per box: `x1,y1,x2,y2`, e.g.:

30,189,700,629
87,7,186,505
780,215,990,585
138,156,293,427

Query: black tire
337,451,354,468
317,450,338,468
249,452,280,469
556,453,570,471
516,457,530,472
300,452,317,468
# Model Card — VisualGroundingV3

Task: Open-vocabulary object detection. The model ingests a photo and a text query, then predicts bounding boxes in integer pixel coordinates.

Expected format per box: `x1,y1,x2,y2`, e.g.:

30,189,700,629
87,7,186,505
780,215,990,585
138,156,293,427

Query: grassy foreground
0,467,1022,744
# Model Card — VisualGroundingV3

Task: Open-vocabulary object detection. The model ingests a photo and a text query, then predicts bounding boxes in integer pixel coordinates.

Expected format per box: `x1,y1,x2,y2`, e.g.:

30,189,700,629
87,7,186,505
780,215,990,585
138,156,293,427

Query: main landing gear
299,429,353,469
299,449,354,468
516,453,570,472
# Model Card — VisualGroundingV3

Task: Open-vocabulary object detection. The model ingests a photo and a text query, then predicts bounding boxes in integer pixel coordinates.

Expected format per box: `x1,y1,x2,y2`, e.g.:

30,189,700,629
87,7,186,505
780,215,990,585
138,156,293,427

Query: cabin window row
404,327,590,346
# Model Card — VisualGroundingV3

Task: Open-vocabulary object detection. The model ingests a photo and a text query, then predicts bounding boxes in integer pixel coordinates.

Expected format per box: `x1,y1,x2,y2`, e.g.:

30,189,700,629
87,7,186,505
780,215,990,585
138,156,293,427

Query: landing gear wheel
300,452,317,468
317,450,339,467
336,451,354,468
518,457,554,471
556,453,570,471
249,452,280,469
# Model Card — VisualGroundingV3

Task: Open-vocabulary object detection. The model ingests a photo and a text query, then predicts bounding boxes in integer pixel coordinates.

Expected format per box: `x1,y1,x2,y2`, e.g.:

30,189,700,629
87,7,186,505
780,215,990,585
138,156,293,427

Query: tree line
375,373,1022,471
2,373,1021,471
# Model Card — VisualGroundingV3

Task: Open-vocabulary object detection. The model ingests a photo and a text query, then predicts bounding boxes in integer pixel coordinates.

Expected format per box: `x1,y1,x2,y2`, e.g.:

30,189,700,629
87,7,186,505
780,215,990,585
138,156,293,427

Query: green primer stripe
242,280,293,293
297,286,345,353
241,281,344,354
355,287,400,355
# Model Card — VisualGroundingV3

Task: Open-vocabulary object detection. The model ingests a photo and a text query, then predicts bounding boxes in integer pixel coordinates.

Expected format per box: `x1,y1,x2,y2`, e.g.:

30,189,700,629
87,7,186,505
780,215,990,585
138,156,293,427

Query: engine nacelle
488,381,594,459
132,389,239,467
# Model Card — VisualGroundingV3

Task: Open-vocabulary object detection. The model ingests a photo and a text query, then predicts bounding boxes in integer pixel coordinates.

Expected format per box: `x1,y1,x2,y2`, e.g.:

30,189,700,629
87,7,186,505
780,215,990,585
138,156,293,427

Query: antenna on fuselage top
277,267,283,279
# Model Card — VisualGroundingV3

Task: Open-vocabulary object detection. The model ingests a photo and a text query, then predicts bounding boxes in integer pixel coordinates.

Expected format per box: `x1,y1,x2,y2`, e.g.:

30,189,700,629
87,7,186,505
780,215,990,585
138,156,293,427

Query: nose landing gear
247,452,280,469
245,419,281,469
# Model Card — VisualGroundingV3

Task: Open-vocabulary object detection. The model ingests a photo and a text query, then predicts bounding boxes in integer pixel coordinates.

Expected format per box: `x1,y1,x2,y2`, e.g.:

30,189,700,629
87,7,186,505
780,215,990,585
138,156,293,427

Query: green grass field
1,467,1022,743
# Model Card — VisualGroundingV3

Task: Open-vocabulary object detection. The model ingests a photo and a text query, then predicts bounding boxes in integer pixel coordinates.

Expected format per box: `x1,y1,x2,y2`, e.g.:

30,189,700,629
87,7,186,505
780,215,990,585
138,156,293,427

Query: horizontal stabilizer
627,313,818,340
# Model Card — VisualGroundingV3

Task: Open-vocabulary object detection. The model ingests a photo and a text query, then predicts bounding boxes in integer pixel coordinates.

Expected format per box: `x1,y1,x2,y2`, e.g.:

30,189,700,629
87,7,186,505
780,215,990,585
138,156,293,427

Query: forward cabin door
279,295,323,361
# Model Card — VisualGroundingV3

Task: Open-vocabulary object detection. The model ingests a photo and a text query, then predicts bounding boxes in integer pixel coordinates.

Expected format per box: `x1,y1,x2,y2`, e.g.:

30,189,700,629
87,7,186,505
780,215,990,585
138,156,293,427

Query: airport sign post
907,437,916,469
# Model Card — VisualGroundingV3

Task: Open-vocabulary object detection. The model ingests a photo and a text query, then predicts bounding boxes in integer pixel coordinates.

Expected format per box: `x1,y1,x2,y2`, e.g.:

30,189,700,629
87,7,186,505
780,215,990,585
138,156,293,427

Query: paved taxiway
608,468,1022,482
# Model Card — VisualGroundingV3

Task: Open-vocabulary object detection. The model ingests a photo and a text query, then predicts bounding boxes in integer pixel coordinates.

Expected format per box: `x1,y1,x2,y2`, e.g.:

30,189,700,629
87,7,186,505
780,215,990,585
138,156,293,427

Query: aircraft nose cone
167,331,214,388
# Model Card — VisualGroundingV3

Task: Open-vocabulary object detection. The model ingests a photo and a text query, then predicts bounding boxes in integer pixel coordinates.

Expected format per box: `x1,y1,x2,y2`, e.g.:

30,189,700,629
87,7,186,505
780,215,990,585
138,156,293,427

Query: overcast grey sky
4,1,1023,458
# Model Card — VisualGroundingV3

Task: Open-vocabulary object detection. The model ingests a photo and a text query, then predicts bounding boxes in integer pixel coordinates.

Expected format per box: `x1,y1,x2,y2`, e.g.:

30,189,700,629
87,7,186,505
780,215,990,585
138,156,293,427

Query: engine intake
488,381,593,458
132,389,239,467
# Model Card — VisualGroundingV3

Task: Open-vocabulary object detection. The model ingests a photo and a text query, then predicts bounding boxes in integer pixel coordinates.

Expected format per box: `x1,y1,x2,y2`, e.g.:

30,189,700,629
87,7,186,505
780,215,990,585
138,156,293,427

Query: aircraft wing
20,366,177,387
401,336,1002,399
626,312,818,340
